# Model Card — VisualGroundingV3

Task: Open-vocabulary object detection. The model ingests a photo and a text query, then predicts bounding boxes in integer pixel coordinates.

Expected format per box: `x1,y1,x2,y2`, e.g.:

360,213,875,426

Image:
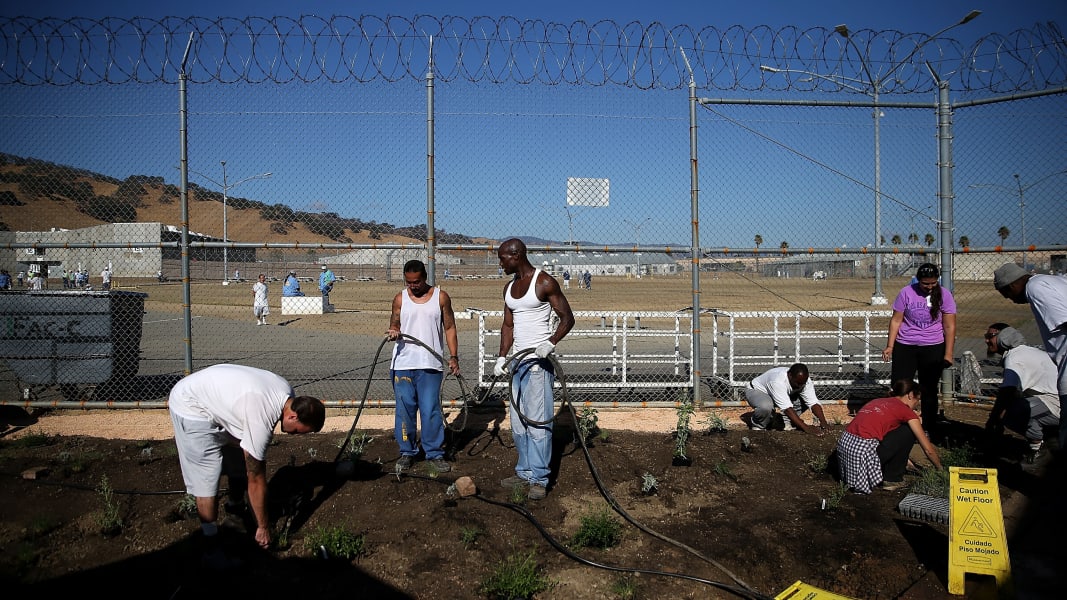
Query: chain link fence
1,16,1064,408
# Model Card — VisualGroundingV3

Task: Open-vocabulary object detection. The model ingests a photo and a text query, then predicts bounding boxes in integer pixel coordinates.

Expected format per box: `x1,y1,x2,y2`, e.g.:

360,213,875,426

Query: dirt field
1,400,1061,600
131,271,1029,343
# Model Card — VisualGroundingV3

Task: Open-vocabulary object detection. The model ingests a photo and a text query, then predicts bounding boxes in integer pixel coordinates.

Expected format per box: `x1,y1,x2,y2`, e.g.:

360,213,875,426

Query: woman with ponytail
882,262,957,439
837,379,942,493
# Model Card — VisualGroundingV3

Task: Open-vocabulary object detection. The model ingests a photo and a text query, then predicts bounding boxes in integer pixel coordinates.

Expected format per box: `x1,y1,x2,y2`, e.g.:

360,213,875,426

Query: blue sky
8,1,1064,39
2,1,1064,248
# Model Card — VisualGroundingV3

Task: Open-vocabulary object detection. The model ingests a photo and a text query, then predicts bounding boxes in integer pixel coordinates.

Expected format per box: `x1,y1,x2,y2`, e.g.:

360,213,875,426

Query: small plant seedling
508,482,528,505
460,526,484,549
304,524,367,560
713,459,736,481
479,550,552,599
611,574,640,599
95,475,123,535
570,507,622,549
174,494,198,519
702,411,729,433
641,473,658,495
337,431,374,461
575,406,600,444
824,482,849,510
806,452,829,473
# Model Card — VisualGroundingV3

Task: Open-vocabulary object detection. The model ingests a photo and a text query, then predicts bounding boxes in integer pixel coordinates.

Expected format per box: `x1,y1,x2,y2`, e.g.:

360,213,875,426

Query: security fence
0,16,1064,409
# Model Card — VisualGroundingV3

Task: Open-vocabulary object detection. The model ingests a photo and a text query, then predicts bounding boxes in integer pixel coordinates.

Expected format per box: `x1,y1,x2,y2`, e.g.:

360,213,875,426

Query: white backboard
566,177,610,207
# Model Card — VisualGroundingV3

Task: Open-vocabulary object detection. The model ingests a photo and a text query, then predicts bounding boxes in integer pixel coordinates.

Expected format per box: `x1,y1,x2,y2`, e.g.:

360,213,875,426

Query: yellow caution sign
775,580,856,600
948,467,1012,596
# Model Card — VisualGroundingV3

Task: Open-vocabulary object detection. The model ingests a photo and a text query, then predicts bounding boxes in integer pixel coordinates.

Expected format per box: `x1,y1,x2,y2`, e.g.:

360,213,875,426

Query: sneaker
500,475,528,489
750,424,766,431
528,484,547,500
396,455,414,470
428,458,451,473
781,420,795,431
879,480,907,492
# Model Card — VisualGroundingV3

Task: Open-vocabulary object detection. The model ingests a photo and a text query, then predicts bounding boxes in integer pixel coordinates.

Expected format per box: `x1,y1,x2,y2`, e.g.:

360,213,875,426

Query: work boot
428,458,451,473
500,475,527,489
528,484,547,500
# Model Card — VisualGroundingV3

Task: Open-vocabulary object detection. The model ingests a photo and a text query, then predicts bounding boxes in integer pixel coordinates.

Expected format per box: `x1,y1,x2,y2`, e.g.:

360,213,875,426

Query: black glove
941,359,953,369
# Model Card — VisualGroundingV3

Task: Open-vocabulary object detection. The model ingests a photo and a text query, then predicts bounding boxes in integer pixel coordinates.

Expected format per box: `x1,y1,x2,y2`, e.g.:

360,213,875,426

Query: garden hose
405,470,772,600
333,333,485,464
497,348,763,597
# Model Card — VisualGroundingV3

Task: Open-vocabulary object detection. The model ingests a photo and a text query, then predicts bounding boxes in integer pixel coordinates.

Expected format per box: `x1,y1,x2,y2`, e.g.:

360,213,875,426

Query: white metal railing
706,309,892,389
472,308,893,404
473,309,694,393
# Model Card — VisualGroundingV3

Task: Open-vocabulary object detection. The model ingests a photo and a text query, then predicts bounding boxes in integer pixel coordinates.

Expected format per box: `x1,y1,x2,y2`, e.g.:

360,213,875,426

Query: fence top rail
708,310,892,318
468,309,692,319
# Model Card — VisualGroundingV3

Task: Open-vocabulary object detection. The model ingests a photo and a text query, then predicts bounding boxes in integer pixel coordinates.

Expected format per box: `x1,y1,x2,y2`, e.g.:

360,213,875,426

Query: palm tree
754,234,763,273
907,232,919,246
891,234,902,246
924,233,935,247
780,241,789,251
997,226,1010,244
959,235,970,248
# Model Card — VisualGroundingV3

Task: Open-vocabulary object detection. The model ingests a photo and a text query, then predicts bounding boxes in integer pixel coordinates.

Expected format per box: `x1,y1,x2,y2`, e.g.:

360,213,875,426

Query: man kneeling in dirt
983,324,1060,462
168,364,325,569
745,363,830,436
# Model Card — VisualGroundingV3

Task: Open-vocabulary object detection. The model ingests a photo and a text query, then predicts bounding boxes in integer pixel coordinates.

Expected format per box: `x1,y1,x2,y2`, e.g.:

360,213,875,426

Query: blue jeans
509,358,555,487
391,369,446,459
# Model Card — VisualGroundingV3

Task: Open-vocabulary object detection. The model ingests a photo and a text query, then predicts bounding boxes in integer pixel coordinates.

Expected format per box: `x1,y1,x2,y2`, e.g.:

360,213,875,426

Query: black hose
402,471,772,600
333,332,483,463
495,348,764,597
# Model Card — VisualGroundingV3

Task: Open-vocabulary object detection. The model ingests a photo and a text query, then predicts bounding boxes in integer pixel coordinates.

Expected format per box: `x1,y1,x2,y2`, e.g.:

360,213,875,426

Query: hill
0,153,472,246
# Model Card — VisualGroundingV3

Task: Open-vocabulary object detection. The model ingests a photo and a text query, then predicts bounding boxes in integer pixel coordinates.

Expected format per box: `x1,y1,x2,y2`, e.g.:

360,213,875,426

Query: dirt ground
0,401,1061,600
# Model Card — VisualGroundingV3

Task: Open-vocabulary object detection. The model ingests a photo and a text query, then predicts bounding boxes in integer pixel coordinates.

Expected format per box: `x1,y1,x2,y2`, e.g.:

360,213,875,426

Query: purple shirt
891,283,956,346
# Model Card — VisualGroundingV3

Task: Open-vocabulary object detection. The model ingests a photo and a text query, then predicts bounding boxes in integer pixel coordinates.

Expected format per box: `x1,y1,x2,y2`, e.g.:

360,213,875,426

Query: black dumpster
0,290,148,395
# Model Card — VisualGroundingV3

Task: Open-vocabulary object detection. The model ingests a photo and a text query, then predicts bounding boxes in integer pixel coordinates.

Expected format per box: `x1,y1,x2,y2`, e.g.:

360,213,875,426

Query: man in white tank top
494,238,575,499
387,259,460,473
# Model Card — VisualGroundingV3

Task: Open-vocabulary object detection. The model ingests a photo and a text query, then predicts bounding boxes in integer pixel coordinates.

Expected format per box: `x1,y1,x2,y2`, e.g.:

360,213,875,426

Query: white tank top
505,269,553,352
392,287,445,370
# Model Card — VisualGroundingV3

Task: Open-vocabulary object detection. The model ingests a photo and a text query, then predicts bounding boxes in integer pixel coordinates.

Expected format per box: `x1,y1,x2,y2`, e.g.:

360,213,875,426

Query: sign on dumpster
948,467,1011,596
0,290,146,386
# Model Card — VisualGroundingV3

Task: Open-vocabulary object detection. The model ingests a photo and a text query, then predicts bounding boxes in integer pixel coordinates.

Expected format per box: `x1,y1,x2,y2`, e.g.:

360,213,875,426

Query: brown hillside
0,162,421,245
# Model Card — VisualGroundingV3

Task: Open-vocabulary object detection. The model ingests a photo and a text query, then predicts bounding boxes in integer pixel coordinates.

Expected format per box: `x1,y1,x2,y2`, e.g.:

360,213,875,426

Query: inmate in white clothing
392,286,444,371
750,366,820,411
168,364,292,461
1002,344,1061,418
505,268,552,353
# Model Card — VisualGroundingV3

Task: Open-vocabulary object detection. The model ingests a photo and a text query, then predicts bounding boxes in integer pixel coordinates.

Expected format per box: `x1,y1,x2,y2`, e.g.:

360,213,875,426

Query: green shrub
94,475,123,535
701,411,729,433
304,524,367,560
640,473,658,495
824,482,849,510
479,550,551,599
575,407,600,444
611,575,640,599
570,507,622,549
460,526,484,550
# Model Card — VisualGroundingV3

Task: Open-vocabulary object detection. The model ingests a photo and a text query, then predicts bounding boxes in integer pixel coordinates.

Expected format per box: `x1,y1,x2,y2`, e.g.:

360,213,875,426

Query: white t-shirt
750,366,820,411
253,281,269,308
168,364,292,461
1002,345,1060,418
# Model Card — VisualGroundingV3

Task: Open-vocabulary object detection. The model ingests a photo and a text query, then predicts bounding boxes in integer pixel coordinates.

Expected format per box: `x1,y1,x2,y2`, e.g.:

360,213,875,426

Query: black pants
877,424,916,482
891,342,946,427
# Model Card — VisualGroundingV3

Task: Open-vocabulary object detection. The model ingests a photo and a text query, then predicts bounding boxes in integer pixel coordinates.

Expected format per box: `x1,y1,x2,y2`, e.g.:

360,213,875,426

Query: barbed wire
0,16,1064,94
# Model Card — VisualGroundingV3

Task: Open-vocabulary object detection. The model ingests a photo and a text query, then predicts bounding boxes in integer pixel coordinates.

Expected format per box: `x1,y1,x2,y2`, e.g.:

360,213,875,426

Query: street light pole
624,218,651,278
184,163,273,282
969,169,1067,266
833,9,980,304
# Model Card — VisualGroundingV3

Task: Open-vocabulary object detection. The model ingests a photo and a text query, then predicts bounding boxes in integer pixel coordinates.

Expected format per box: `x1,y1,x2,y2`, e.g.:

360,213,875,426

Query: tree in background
754,234,763,273
959,235,970,248
924,233,935,247
997,226,1011,244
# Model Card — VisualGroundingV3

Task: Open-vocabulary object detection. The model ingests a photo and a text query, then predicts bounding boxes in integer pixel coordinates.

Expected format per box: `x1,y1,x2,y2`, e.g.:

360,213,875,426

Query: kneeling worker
837,379,942,493
745,363,830,435
984,324,1060,460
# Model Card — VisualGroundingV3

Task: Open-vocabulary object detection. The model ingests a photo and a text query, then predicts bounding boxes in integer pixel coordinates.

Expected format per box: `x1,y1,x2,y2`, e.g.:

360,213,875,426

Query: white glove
535,341,555,359
493,356,509,377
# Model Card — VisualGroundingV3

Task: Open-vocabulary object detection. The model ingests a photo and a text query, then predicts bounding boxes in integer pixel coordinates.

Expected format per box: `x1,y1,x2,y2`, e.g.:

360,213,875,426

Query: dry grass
130,271,1026,339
